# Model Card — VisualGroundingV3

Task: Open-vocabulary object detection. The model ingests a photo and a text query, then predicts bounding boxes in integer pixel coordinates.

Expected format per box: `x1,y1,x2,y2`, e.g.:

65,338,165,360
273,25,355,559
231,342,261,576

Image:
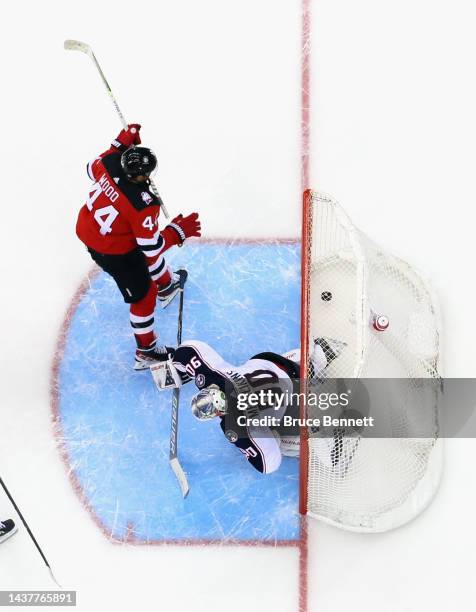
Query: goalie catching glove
271,430,300,457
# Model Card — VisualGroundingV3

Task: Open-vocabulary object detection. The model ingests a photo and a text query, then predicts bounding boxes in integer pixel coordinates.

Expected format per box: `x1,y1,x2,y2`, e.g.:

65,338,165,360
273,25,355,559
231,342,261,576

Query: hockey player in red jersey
76,124,201,369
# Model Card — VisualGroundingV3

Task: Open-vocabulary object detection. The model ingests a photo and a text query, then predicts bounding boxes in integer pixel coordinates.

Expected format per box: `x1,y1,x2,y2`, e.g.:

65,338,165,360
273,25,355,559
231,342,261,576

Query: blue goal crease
58,243,301,542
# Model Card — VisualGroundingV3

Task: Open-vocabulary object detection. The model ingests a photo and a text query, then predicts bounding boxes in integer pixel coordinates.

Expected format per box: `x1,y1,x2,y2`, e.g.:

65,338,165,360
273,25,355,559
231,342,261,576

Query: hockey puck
372,314,389,331
321,291,332,302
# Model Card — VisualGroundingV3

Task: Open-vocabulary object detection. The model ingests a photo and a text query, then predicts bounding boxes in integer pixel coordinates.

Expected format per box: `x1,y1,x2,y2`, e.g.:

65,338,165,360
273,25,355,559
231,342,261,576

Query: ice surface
2,0,473,607
56,242,301,542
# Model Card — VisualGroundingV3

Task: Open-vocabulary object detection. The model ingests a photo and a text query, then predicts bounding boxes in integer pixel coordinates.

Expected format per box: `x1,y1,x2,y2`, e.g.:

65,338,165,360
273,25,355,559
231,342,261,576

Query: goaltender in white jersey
152,338,344,474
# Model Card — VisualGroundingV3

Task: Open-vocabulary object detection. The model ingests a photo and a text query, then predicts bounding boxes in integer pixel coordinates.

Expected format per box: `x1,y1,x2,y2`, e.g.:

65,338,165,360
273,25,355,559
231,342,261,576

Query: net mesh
302,191,443,532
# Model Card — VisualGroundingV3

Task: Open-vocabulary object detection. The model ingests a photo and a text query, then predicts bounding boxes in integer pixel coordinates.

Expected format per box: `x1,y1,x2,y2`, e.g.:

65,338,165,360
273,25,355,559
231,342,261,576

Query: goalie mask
191,385,227,421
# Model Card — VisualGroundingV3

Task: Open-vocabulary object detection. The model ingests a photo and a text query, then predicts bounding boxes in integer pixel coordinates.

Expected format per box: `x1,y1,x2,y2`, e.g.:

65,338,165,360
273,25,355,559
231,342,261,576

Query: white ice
0,0,475,611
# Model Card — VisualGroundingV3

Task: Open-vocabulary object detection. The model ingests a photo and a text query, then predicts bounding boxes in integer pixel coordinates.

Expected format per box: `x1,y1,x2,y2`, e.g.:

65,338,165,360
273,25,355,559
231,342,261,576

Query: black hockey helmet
121,146,157,178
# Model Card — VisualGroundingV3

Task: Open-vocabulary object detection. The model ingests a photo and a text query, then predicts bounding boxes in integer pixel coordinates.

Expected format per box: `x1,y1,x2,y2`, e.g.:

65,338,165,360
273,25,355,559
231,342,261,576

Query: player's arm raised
86,123,142,181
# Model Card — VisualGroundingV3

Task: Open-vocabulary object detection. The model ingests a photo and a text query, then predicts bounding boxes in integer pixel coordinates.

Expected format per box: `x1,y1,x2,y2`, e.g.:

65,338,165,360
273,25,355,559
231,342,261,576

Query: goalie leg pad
280,435,300,458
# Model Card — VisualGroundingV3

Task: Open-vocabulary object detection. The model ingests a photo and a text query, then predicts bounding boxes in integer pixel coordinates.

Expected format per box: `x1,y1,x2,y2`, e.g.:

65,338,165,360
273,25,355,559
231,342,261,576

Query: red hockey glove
167,213,201,245
115,124,142,148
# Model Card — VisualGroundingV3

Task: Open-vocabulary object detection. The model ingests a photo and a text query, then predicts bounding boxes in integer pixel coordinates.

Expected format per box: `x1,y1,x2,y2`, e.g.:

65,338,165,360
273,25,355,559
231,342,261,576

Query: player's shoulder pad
101,152,123,177
118,180,160,212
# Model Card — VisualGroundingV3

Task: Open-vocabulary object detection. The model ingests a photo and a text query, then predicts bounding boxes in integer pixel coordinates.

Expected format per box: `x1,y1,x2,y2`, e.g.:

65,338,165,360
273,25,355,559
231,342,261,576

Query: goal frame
298,189,443,529
299,189,313,515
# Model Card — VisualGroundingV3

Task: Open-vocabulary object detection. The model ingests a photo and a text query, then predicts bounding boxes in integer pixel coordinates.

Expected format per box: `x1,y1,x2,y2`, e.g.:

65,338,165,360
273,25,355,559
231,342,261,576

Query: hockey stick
64,39,127,128
169,269,190,497
63,39,170,219
0,477,62,588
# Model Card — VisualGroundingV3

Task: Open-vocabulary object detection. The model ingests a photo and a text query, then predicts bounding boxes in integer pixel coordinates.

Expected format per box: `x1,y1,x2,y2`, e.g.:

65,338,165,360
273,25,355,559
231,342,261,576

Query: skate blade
133,360,152,371
158,289,180,309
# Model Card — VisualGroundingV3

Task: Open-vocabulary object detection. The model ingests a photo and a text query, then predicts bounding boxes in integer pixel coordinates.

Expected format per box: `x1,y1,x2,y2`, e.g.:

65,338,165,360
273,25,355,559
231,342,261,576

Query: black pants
87,247,151,304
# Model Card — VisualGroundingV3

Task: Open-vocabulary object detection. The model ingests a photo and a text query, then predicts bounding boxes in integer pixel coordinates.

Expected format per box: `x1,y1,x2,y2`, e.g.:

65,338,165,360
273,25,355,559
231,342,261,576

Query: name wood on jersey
98,174,119,202
86,173,120,212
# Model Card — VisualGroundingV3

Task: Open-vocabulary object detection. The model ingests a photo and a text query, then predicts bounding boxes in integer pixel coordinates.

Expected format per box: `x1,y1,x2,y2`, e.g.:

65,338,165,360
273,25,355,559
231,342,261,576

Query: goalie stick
169,269,189,497
63,39,170,219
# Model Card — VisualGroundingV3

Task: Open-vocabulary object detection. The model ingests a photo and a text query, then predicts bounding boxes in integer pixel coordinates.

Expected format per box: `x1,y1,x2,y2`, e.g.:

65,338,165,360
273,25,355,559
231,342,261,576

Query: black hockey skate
157,270,188,309
0,519,17,545
134,341,176,371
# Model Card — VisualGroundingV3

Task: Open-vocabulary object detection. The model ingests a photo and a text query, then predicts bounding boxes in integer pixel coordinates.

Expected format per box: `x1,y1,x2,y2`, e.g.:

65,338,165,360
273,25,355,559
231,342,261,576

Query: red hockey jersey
76,143,165,257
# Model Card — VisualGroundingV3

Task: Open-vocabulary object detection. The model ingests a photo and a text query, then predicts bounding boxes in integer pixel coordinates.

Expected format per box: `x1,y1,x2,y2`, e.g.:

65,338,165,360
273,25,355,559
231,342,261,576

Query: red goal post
299,189,313,515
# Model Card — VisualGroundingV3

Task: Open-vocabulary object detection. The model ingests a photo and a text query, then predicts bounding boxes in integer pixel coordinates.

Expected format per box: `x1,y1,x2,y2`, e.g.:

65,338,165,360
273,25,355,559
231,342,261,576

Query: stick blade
47,566,63,590
64,39,92,55
177,268,188,290
170,457,190,498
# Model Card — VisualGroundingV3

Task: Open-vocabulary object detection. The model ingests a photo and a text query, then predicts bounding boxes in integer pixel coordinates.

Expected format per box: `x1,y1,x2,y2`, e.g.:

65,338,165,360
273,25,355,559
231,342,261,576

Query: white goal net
300,190,443,532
